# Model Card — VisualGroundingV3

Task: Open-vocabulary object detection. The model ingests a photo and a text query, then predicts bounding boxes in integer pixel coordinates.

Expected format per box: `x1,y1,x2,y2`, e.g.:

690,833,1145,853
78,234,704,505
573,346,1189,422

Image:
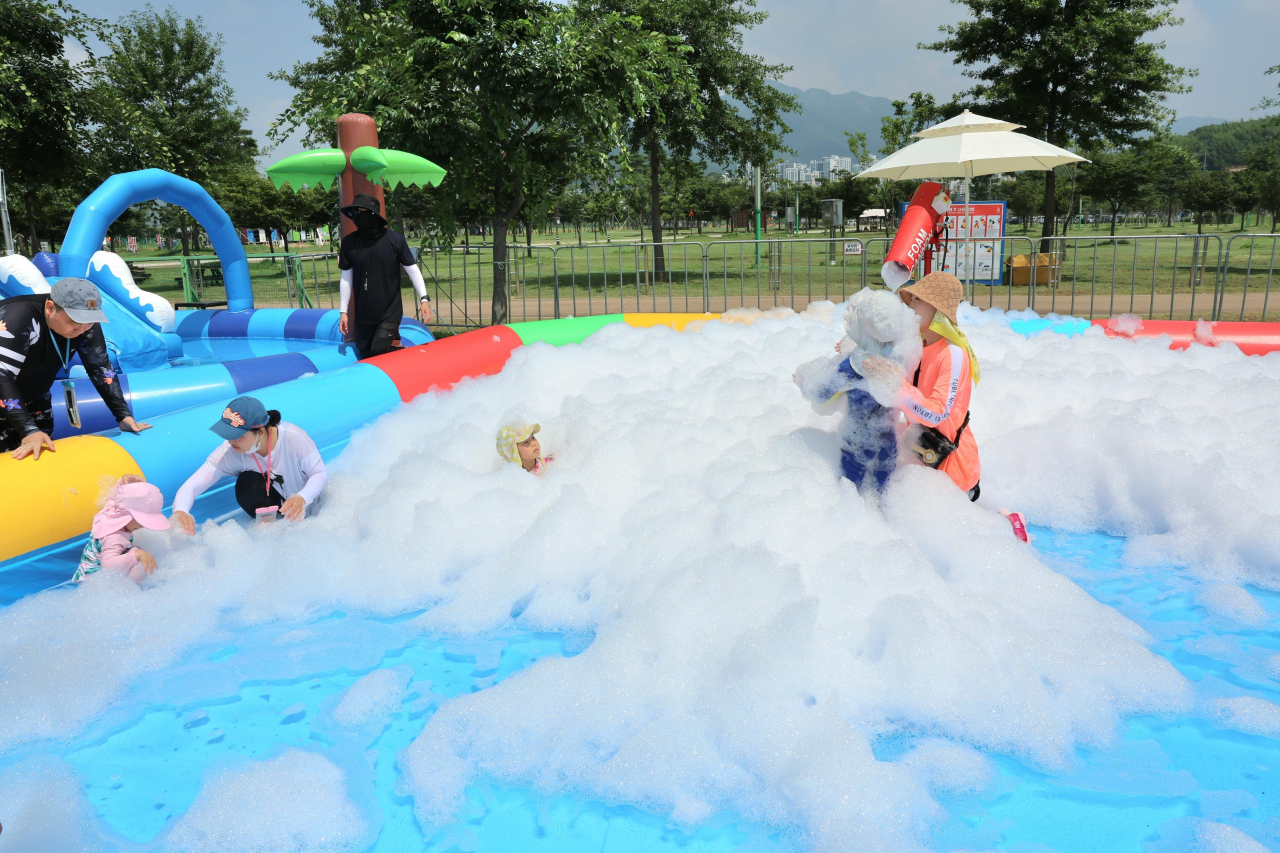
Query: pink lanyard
251,429,273,494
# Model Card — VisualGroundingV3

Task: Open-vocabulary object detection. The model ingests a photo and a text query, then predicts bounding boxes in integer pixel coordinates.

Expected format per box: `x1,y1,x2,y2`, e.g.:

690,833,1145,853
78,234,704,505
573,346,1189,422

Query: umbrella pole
964,164,973,303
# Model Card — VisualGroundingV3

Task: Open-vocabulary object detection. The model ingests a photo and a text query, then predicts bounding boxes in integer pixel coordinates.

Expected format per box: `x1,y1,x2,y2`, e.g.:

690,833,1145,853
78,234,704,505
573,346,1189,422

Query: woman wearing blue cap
171,395,328,533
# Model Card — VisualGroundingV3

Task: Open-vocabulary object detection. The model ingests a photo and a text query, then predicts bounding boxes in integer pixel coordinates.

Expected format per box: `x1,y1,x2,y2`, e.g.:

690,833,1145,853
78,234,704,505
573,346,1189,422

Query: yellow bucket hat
497,421,540,463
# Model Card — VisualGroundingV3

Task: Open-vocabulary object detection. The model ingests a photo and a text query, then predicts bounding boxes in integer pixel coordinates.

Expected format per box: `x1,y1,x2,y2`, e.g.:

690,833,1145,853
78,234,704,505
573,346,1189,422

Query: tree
91,6,257,255
1260,64,1279,111
0,0,105,252
878,93,946,156
926,0,1193,246
1145,139,1198,226
276,0,692,324
1248,145,1280,233
583,0,796,280
1228,169,1259,231
1079,148,1149,236
1180,170,1231,234
1003,172,1044,233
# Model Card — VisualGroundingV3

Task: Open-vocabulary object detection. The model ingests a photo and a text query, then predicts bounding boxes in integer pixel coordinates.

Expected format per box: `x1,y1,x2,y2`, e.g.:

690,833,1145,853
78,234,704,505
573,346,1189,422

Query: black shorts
0,395,53,453
352,314,403,361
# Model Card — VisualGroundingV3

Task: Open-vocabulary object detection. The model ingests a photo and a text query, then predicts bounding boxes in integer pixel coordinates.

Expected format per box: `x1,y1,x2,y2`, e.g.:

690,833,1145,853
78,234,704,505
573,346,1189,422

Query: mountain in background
1173,115,1279,170
768,82,891,165
1169,115,1230,135
758,82,1272,172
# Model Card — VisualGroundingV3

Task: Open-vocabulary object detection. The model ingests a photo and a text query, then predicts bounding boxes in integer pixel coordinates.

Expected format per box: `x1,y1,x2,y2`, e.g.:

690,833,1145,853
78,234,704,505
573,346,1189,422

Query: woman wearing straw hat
861,271,981,500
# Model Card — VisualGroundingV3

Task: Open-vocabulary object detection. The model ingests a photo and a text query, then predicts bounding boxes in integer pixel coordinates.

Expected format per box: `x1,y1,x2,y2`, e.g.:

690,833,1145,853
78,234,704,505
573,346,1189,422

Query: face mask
351,210,379,231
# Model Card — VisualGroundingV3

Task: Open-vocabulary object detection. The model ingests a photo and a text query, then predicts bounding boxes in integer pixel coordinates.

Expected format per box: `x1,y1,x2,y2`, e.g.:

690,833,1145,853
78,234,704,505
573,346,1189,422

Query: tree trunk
490,188,525,325
24,194,37,254
179,211,191,256
1110,203,1119,238
525,213,533,258
1041,168,1057,253
648,142,666,282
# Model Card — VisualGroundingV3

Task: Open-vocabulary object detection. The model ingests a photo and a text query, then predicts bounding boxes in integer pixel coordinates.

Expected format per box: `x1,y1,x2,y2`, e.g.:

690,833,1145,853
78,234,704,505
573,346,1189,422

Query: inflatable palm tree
264,113,445,238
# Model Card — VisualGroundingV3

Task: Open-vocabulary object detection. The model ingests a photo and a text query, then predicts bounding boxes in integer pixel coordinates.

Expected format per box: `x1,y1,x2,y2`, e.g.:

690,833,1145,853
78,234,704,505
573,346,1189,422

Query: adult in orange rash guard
863,272,980,499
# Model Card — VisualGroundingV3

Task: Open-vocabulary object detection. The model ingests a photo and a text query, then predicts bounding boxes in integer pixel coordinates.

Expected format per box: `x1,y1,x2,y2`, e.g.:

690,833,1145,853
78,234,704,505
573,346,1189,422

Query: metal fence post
552,246,561,319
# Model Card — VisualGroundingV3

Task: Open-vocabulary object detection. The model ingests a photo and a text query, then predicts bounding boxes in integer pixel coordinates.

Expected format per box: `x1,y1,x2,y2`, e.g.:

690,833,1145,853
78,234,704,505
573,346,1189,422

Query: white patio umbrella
857,110,1087,292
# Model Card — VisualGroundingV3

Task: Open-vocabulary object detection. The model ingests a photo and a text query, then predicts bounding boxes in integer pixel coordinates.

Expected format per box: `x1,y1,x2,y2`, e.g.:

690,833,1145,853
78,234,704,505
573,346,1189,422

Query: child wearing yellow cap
497,421,554,474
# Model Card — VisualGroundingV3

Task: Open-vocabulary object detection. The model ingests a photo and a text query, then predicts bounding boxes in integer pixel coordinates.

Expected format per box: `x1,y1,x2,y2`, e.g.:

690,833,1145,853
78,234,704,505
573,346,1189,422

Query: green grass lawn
112,220,1280,324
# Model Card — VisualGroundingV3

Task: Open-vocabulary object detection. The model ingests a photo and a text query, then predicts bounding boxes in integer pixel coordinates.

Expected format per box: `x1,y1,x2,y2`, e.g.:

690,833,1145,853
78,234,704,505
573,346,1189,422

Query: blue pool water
1,527,1277,851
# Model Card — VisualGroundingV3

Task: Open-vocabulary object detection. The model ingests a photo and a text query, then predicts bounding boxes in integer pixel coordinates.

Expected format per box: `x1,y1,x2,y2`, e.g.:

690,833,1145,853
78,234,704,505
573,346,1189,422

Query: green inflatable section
506,315,625,347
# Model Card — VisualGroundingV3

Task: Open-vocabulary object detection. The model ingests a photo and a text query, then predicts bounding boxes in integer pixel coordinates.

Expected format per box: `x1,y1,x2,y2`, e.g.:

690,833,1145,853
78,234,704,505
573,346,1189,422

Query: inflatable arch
59,169,255,314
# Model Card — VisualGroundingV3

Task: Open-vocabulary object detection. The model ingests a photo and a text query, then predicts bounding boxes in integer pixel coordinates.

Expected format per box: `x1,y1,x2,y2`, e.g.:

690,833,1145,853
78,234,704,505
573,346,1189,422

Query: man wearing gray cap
0,277,151,460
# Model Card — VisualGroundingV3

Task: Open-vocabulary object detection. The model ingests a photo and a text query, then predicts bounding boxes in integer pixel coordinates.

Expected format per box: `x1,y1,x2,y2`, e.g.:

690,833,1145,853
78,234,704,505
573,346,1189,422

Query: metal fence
126,233,1280,328
126,253,318,309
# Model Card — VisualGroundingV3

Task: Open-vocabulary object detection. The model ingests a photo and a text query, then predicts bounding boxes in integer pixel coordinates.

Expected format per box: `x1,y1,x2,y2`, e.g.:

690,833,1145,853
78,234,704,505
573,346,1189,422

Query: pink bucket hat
92,481,170,538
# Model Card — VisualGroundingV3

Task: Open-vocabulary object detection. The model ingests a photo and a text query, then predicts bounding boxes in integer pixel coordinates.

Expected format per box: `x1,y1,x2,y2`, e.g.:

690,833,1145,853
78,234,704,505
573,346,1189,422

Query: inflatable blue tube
116,362,402,501
59,169,254,313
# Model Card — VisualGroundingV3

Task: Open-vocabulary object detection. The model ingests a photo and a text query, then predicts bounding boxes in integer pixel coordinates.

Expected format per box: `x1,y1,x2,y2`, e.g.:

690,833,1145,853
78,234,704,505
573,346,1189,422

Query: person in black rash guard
0,277,151,459
337,192,433,359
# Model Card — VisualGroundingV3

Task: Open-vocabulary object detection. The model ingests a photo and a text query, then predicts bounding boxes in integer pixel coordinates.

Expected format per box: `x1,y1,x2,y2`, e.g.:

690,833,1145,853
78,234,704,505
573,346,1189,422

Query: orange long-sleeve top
900,337,980,492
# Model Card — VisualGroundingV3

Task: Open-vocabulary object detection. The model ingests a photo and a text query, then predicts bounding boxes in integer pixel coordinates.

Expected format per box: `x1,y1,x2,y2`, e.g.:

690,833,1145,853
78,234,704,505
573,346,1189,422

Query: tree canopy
0,0,104,250
1079,148,1149,236
926,0,1192,242
579,0,796,279
89,6,257,253
275,0,695,322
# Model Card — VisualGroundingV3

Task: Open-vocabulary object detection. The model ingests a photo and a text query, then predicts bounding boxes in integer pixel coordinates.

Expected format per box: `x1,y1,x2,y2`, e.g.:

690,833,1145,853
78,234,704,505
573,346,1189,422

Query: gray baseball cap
50,278,109,324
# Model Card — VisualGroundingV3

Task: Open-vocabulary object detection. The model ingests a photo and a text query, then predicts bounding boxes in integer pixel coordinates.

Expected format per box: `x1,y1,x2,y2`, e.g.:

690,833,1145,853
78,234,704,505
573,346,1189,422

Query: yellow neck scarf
928,314,980,383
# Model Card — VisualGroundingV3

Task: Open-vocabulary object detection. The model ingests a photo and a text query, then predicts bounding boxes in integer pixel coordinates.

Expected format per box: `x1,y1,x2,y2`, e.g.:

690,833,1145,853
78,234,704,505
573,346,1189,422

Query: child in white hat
497,421,554,474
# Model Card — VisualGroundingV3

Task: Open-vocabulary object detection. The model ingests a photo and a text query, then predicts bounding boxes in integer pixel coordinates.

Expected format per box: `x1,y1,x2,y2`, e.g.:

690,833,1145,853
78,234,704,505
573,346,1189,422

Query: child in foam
794,288,922,494
74,475,170,583
497,421,554,474
860,272,982,500
172,396,328,532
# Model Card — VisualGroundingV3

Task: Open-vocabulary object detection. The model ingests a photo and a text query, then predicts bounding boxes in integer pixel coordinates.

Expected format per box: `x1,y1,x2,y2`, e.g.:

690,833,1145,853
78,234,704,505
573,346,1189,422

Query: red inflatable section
1092,319,1280,355
365,325,523,402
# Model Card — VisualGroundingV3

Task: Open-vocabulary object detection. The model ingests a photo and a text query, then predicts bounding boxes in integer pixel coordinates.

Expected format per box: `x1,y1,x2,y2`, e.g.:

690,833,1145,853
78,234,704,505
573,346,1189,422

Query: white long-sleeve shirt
339,264,427,313
174,422,328,513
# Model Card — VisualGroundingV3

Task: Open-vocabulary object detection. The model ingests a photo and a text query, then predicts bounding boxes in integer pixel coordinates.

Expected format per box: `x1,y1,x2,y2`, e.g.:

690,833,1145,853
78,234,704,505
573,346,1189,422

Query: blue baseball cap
211,395,269,440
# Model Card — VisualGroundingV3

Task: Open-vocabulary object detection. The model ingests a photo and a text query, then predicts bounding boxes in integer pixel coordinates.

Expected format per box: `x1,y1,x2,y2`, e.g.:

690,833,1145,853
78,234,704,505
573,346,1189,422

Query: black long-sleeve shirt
0,294,131,436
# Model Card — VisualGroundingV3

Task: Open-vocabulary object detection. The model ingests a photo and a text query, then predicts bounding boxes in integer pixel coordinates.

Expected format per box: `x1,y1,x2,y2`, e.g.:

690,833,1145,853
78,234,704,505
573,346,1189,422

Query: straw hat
899,272,962,325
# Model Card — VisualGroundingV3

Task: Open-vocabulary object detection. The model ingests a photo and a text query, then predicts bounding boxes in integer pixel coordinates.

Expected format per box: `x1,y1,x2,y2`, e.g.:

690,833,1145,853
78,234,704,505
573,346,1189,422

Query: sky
78,0,1279,162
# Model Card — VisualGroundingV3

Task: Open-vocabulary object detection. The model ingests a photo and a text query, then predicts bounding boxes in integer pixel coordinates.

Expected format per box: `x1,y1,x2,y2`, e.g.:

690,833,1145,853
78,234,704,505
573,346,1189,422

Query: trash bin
1006,253,1061,287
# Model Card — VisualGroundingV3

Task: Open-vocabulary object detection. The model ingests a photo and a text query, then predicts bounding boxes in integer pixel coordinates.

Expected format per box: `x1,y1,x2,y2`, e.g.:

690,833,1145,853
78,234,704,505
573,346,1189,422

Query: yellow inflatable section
624,313,720,332
0,436,143,562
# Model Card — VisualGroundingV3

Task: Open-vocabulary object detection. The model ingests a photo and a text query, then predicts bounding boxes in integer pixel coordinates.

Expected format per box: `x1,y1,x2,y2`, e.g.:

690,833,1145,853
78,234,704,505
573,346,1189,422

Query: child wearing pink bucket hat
73,475,171,583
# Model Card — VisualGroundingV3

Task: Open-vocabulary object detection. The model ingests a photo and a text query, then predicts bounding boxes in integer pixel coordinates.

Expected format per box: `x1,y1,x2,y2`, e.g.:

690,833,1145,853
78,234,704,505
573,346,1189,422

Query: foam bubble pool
1,304,1278,852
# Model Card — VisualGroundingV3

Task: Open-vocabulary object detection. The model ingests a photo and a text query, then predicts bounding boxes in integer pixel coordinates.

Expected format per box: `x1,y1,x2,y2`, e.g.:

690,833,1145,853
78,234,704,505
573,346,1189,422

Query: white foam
0,756,109,852
332,666,411,729
1197,584,1270,626
1147,817,1270,853
964,305,1280,595
164,749,371,853
1205,696,1280,738
6,302,1273,850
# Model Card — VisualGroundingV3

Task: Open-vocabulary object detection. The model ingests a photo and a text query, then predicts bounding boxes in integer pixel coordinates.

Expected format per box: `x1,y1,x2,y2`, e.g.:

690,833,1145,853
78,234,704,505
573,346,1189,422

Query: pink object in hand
256,506,279,524
1001,510,1029,543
